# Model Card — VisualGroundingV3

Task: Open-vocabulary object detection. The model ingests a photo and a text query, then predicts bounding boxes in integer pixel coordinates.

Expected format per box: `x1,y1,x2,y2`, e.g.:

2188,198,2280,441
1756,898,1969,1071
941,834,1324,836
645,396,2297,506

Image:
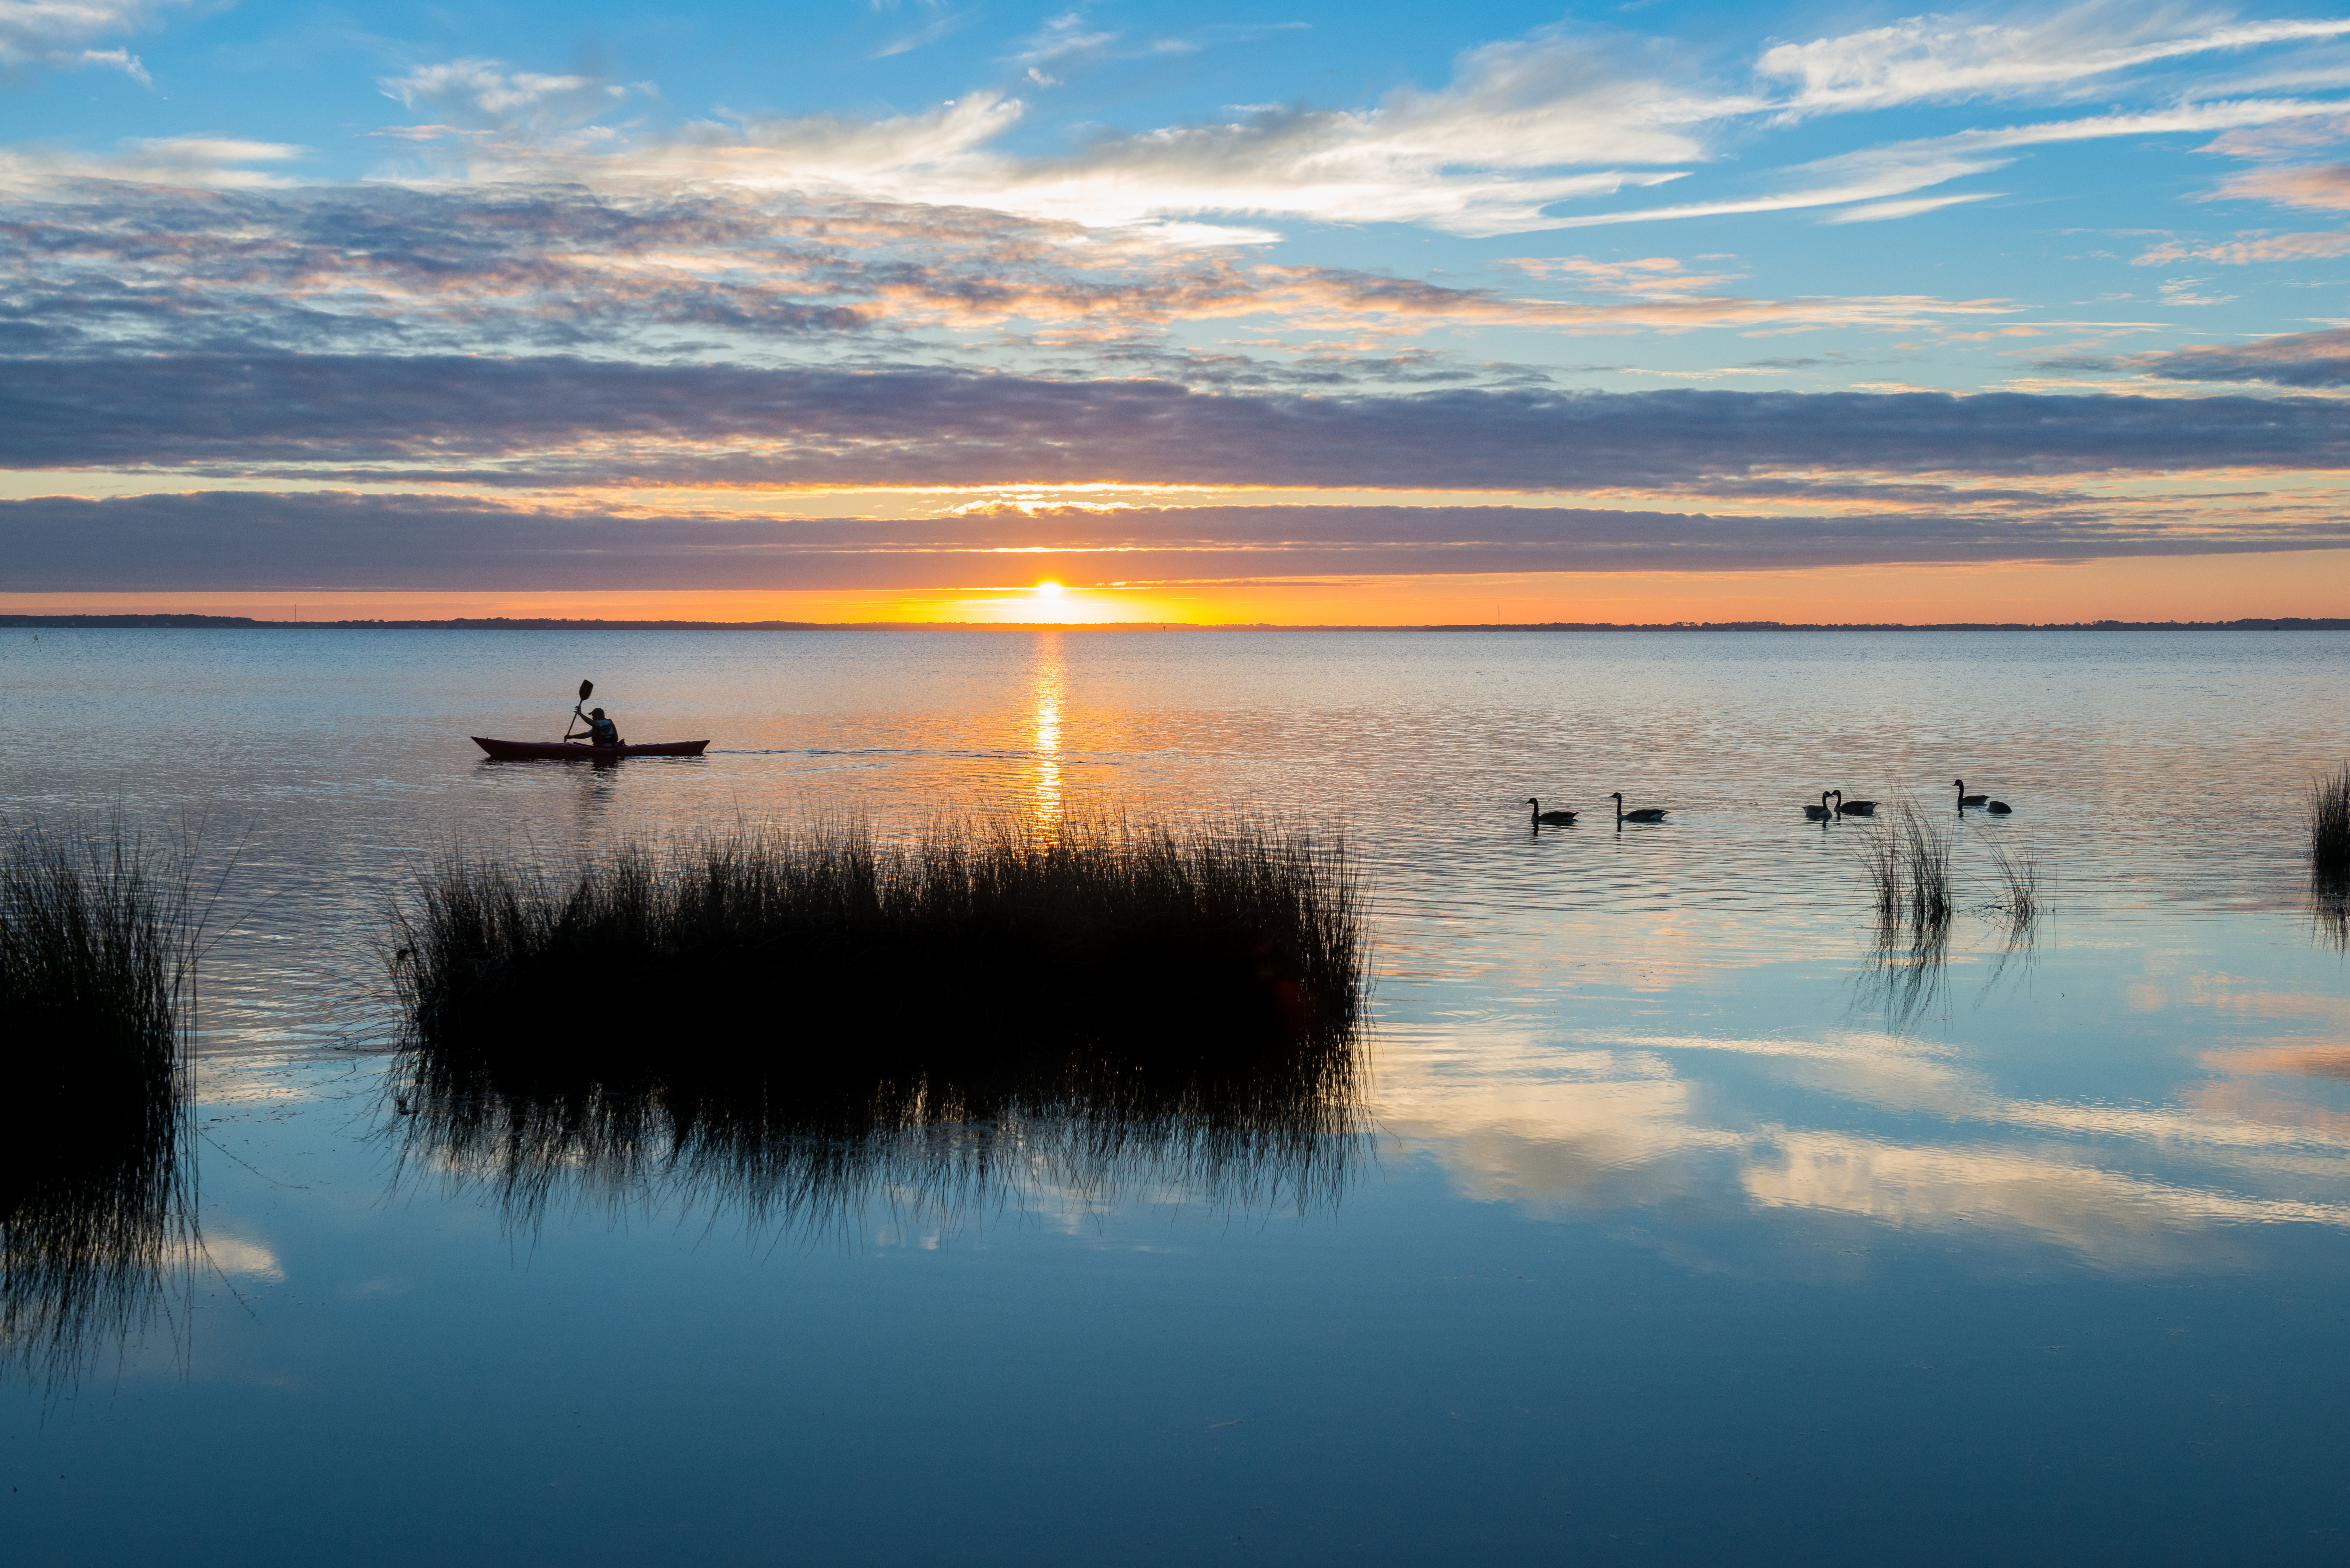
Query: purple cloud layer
6,491,2346,592
10,356,2350,490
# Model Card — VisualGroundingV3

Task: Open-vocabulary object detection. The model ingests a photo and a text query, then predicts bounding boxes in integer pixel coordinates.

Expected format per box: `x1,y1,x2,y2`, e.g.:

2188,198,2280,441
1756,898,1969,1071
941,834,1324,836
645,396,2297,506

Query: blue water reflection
4,628,2348,1562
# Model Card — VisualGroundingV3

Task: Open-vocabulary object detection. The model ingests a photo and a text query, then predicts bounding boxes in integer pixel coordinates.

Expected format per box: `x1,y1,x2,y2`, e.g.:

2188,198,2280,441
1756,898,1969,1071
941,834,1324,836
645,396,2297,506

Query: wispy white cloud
0,0,197,85
380,58,639,135
1757,3,2350,118
1823,191,2003,223
607,28,1744,236
1550,97,2350,230
0,133,305,189
1005,7,1118,67
870,5,981,61
1491,254,1747,293
2135,229,2350,263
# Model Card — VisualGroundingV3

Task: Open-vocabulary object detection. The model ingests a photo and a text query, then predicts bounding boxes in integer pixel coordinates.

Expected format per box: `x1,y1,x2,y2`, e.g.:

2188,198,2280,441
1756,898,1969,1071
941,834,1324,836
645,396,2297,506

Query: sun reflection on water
1028,630,1065,825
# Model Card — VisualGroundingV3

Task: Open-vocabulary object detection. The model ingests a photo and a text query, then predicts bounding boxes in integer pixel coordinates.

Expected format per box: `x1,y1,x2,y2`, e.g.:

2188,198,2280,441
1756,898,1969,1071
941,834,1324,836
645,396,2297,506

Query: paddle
564,678,594,741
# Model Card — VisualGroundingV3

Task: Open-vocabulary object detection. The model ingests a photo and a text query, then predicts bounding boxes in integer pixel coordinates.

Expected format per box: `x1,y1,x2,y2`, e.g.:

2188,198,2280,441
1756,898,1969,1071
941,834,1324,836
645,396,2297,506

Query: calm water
5,628,2349,1564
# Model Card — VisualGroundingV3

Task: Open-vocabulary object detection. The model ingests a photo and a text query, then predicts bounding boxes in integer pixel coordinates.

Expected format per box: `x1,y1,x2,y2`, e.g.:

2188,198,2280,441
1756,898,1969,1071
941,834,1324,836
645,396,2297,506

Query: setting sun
1033,581,1064,598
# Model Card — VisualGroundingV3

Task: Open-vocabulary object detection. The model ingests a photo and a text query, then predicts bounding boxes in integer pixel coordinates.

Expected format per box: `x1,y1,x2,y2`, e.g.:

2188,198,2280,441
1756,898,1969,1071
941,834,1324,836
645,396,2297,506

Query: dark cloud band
9,356,2350,489
5,491,2345,592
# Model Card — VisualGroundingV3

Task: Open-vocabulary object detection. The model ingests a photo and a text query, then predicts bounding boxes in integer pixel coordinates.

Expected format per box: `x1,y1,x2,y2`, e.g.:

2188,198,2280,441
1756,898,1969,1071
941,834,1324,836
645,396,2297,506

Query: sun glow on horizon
1034,580,1064,598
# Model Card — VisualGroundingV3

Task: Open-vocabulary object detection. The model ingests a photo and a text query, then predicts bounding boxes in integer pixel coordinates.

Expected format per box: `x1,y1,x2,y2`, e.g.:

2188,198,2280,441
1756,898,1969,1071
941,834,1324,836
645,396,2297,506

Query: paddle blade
578,679,594,702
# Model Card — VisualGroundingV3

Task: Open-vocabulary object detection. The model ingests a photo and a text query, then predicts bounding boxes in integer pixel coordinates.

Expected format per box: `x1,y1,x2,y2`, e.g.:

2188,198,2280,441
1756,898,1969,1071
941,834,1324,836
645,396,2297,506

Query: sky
6,0,2350,622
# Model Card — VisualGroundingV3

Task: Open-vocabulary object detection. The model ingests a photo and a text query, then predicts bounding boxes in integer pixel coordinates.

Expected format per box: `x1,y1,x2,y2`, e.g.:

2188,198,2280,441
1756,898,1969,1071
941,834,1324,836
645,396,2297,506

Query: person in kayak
576,707,622,747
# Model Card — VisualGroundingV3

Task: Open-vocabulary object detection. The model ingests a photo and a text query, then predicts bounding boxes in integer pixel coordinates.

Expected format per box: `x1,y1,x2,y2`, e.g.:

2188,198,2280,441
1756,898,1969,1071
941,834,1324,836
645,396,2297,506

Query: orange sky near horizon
3,548,2344,626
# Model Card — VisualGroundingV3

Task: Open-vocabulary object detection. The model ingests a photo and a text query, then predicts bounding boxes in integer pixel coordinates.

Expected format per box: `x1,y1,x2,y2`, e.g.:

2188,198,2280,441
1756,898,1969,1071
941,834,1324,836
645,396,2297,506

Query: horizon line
6,614,2349,633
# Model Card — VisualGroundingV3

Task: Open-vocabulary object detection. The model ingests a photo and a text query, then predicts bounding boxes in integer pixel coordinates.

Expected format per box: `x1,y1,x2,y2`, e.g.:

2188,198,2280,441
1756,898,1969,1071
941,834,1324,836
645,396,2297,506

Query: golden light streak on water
1027,629,1065,826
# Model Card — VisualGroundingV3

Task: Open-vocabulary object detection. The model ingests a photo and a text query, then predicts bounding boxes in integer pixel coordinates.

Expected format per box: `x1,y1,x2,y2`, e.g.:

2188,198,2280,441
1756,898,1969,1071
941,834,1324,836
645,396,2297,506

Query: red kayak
473,736,711,760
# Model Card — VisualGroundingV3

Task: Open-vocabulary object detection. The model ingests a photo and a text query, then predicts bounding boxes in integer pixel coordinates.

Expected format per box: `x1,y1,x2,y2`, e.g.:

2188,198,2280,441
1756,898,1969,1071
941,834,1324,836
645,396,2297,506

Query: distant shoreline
3,614,2347,633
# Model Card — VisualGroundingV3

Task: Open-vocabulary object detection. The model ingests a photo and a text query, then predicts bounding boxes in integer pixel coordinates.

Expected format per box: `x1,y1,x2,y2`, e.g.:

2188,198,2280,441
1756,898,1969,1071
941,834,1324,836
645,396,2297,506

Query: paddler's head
589,707,606,718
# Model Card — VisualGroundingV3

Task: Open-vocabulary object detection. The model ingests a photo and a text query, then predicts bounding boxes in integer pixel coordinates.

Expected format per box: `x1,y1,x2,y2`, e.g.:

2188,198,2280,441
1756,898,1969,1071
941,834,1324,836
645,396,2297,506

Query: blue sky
6,1,2350,616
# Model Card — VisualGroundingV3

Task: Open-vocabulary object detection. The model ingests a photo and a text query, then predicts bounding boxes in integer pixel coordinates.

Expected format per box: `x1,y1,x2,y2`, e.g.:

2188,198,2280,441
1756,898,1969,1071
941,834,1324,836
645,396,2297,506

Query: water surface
4,628,2347,1563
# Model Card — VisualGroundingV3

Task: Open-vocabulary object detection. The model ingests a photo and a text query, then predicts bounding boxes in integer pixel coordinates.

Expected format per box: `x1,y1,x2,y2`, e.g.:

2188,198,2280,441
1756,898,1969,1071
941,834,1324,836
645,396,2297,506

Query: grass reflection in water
385,815,1368,1234
2314,763,2350,950
1849,797,2042,1034
0,820,195,1387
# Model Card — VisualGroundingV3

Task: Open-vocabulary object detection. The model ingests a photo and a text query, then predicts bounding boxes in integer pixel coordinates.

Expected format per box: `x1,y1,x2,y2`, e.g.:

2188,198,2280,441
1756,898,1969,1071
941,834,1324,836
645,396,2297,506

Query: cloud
0,134,306,191
0,178,2031,370
871,5,982,60
1822,191,2003,223
2134,229,2350,264
11,356,2350,491
1005,7,1118,67
2212,161,2350,210
1756,4,2350,119
2130,325,2350,386
8,489,2348,592
634,28,1738,236
1489,254,1746,294
1549,97,2350,230
525,6,2350,241
379,58,637,135
0,0,195,85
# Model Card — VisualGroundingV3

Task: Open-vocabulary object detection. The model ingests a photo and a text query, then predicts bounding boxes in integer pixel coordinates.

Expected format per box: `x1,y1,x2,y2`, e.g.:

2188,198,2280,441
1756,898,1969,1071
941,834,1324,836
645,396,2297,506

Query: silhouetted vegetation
0,820,195,1384
1856,795,1953,944
2313,762,2350,882
1983,834,2041,939
386,816,1367,1233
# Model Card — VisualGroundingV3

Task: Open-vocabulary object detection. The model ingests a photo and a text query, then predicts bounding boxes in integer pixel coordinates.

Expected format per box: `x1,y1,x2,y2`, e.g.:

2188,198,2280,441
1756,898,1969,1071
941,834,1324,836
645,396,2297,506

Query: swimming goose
1804,790,1836,821
1611,791,1668,824
1985,798,2013,815
1954,779,1988,807
1834,790,1878,817
1527,797,1577,824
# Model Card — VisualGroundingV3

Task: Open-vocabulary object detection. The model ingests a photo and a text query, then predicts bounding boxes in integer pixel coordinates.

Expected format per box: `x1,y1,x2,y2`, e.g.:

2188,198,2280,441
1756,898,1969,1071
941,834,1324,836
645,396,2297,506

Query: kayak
473,736,711,760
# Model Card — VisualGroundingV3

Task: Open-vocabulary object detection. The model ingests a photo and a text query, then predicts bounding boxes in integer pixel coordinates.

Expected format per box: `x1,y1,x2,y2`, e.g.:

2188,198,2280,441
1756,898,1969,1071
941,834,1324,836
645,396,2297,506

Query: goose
1834,790,1878,817
1611,791,1668,824
1985,798,2013,815
1954,779,1988,807
1804,790,1836,822
1527,797,1577,825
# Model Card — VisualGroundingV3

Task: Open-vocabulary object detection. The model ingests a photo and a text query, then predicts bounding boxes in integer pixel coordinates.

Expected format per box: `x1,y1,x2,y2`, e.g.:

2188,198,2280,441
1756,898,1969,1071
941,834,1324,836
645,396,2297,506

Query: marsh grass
1982,834,2042,939
0,819,197,1383
387,815,1368,1234
2313,762,2350,883
1855,795,1953,945
1848,799,2047,1031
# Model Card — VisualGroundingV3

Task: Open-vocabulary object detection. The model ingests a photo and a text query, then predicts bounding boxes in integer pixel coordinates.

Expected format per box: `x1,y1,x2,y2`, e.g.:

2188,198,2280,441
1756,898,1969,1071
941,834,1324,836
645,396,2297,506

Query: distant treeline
0,615,831,630
3,614,2347,632
1417,617,2350,631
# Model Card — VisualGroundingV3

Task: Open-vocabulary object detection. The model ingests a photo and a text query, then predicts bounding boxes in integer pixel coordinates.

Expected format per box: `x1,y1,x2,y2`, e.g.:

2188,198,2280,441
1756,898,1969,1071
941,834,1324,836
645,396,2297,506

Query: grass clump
2313,762,2350,883
1983,834,2041,938
0,819,195,1382
386,815,1367,1233
1855,795,1953,945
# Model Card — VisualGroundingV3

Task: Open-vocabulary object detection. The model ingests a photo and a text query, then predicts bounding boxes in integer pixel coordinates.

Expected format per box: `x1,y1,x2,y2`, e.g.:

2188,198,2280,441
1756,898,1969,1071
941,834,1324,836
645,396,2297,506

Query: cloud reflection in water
1375,1014,2350,1275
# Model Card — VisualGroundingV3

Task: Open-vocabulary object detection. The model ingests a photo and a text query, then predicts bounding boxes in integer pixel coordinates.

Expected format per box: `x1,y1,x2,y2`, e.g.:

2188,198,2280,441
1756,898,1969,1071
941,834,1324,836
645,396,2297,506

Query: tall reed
2313,762,2350,883
1983,834,2041,938
0,819,195,1381
1854,795,1953,943
386,815,1368,1231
